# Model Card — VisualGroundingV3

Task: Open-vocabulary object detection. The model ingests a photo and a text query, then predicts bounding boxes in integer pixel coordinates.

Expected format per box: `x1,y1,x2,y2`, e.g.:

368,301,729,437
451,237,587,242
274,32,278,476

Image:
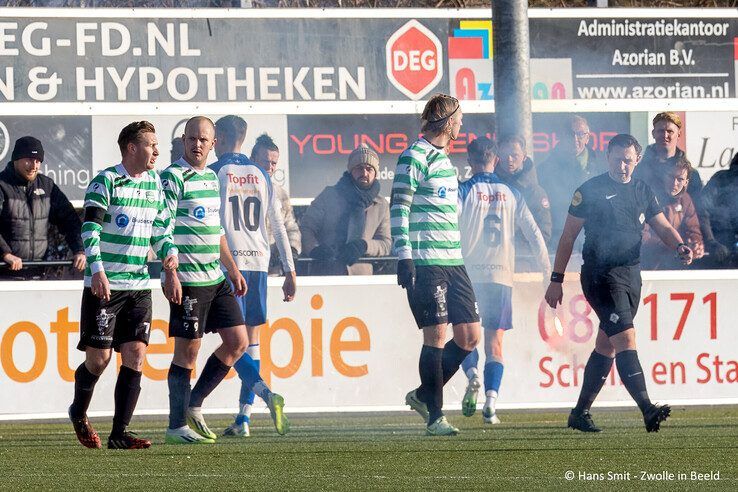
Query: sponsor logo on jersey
115,213,129,227
226,172,260,186
476,191,507,202
131,216,154,225
438,186,447,198
231,249,265,257
193,206,206,219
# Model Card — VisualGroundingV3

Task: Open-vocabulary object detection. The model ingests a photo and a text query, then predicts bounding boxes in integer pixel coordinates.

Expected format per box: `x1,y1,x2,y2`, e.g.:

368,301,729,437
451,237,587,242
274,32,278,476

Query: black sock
616,350,652,412
574,351,614,414
70,363,99,419
168,363,192,429
417,345,444,424
441,340,472,385
111,366,142,437
189,354,231,408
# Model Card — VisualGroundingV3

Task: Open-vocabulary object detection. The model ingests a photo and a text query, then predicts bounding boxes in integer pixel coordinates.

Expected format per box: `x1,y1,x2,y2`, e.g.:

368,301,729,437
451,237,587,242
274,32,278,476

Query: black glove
706,239,729,263
310,244,335,260
397,259,415,289
338,239,367,266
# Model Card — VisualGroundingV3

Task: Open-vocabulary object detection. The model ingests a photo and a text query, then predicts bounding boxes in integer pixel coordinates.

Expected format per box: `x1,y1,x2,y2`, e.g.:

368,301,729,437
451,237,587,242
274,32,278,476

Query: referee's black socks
574,351,614,414
70,363,100,419
418,345,444,424
616,350,652,412
111,365,142,437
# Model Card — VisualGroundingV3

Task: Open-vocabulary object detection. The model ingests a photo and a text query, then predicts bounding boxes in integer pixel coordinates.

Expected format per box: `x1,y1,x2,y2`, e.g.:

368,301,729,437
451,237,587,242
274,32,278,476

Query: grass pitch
0,406,736,490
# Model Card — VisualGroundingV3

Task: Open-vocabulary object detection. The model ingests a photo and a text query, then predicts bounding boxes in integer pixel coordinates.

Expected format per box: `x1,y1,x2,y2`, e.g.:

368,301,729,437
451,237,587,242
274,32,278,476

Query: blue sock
461,348,479,378
235,345,261,425
484,360,504,393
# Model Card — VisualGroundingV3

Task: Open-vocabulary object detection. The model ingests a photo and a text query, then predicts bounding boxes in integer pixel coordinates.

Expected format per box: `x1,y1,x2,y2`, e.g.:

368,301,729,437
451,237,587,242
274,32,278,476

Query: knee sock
574,351,614,414
189,353,231,408
70,363,100,419
417,345,444,424
111,366,142,437
441,340,472,385
483,357,504,410
168,363,192,429
236,344,260,425
461,347,480,381
616,350,652,412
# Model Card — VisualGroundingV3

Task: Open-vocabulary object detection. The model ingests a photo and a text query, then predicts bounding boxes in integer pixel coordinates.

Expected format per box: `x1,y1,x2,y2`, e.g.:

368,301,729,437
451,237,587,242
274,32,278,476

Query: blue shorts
473,282,513,331
235,270,268,327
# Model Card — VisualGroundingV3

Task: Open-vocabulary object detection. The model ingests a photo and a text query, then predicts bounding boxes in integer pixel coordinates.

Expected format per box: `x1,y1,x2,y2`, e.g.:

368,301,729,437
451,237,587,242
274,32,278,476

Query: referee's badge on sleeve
571,190,583,207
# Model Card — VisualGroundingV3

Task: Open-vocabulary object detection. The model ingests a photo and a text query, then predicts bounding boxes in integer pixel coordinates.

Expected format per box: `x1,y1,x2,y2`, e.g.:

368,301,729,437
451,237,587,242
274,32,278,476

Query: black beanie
12,136,44,163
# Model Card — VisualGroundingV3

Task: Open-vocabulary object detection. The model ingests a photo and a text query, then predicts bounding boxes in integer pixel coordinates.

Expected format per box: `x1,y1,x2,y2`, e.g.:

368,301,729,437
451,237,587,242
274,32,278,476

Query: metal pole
492,0,533,153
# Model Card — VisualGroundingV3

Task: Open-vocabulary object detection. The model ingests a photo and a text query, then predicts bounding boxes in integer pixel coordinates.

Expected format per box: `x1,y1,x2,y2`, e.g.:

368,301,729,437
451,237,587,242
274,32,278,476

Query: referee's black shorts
406,265,480,329
581,265,641,337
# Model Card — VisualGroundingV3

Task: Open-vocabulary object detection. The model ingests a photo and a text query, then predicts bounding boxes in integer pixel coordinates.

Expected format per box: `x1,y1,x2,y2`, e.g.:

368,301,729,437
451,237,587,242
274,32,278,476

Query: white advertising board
0,273,735,420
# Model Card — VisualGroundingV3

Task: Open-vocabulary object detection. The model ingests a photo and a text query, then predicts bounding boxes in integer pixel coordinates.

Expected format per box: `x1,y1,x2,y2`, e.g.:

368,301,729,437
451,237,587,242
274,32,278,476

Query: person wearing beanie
299,144,391,275
0,135,85,278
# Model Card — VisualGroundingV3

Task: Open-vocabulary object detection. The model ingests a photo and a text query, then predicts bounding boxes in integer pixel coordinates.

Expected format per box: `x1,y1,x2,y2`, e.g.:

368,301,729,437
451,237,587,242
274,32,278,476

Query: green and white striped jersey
161,158,225,287
390,138,463,266
82,164,176,291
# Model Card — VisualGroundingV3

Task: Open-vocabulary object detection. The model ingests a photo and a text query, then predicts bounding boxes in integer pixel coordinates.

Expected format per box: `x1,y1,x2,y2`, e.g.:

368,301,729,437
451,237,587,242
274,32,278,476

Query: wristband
676,242,687,250
550,272,565,283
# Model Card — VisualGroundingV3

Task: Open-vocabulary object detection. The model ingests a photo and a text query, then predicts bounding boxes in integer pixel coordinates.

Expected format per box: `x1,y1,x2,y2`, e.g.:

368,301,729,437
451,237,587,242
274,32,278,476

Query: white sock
247,344,260,361
466,367,479,381
485,390,498,411
239,403,253,418
253,380,272,401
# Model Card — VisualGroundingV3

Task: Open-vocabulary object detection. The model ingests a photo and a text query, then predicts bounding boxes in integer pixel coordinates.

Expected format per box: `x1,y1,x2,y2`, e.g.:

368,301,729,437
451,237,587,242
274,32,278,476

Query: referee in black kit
545,134,693,433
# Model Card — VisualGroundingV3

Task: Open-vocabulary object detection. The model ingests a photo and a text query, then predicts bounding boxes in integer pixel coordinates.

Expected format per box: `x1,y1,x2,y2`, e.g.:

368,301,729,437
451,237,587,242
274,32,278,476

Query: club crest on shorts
96,309,115,335
639,213,645,224
610,313,620,323
434,285,448,319
183,296,198,321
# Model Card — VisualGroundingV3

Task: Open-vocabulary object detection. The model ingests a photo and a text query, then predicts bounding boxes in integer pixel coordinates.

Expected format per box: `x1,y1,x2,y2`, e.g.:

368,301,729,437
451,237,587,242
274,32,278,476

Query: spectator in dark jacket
0,136,84,278
300,145,391,275
496,135,552,244
538,116,606,245
642,158,704,269
700,152,738,268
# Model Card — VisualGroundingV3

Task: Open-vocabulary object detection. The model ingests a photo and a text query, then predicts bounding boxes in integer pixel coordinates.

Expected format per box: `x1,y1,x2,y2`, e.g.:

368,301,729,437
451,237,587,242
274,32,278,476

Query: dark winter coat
0,162,83,269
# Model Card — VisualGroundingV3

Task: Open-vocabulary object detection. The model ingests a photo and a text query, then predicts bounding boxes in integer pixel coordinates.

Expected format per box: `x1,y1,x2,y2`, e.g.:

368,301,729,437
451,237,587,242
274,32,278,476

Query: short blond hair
652,112,682,129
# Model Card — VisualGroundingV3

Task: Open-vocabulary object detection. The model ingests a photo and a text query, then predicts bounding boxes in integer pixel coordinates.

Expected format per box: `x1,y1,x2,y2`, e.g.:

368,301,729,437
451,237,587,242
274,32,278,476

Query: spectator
700,152,738,268
249,134,301,276
634,112,702,196
495,135,552,244
641,158,704,269
538,116,605,245
300,144,391,275
0,136,85,279
633,112,725,259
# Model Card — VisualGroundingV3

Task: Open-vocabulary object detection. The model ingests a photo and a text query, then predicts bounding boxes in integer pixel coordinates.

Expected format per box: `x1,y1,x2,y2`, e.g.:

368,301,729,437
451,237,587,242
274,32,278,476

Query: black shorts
168,280,244,339
78,288,152,352
406,265,480,329
581,265,642,337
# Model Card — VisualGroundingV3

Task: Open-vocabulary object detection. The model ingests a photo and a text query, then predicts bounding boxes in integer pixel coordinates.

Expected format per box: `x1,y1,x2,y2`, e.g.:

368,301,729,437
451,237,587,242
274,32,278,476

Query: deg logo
386,20,443,100
115,213,129,227
193,206,206,219
438,186,447,199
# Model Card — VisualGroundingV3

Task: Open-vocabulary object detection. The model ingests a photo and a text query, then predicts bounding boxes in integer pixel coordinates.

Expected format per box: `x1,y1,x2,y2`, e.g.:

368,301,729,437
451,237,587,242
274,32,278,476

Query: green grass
1,407,736,490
